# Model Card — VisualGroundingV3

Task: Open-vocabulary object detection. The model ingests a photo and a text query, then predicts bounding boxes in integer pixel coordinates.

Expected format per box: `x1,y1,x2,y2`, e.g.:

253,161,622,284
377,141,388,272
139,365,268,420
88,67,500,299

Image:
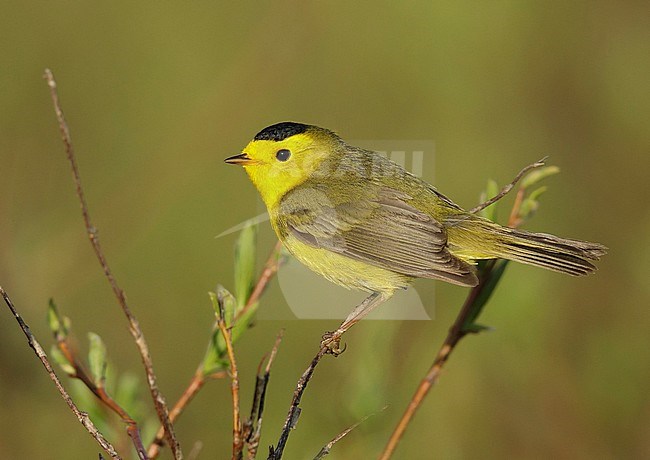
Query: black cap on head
254,122,309,142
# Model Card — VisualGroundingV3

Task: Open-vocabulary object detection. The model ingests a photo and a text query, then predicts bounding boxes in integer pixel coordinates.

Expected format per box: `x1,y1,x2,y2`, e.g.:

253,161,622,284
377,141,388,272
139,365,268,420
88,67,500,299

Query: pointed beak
224,153,253,165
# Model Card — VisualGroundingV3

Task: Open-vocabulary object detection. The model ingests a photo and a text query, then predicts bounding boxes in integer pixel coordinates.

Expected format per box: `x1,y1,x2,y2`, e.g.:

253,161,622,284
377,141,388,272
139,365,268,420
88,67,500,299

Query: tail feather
492,227,607,276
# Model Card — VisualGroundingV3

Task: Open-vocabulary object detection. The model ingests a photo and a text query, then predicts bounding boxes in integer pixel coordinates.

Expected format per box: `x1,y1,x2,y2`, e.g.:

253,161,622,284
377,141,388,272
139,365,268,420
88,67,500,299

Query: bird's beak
224,153,253,165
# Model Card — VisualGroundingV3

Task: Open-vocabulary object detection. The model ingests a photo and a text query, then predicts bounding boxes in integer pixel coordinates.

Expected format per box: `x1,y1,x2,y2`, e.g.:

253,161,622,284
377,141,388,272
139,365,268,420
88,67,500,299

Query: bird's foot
321,331,346,356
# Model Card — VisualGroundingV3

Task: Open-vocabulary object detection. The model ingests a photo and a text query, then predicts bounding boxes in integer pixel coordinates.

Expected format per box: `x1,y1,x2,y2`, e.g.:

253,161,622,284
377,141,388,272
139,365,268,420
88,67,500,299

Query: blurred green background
1,1,648,458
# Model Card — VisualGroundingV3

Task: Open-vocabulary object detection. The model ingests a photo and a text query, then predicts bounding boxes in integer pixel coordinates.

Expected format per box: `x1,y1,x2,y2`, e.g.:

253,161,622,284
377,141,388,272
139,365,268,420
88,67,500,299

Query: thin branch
265,329,284,374
379,168,534,460
313,407,386,460
43,68,183,460
468,157,547,214
217,300,243,460
243,366,266,452
0,287,121,459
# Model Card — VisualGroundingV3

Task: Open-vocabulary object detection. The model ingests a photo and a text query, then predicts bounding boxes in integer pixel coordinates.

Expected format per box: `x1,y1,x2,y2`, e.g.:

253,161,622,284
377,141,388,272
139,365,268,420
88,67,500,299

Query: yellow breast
281,234,412,294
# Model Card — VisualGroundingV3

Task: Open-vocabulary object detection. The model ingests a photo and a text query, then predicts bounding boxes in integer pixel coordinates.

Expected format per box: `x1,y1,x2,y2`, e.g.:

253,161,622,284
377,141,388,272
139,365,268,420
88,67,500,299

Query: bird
225,122,606,352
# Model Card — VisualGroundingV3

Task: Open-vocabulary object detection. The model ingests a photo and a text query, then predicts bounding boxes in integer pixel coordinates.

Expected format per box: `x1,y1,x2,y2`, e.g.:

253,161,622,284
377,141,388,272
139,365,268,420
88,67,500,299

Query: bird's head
225,122,342,207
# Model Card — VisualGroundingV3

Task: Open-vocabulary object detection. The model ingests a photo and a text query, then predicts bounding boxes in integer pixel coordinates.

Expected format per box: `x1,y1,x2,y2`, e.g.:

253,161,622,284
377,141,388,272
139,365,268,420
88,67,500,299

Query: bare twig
379,167,535,460
243,358,267,443
313,407,386,459
43,68,182,460
148,240,283,459
265,330,284,374
1,286,121,459
245,329,284,459
469,157,547,214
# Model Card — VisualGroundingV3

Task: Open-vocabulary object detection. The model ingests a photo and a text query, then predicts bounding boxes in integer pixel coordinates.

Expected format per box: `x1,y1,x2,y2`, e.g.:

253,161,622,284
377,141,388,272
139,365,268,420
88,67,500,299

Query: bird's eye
276,149,291,162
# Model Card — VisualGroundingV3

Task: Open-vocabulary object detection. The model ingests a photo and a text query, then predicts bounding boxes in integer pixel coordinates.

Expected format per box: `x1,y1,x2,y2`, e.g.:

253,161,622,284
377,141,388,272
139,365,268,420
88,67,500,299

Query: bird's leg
321,291,392,355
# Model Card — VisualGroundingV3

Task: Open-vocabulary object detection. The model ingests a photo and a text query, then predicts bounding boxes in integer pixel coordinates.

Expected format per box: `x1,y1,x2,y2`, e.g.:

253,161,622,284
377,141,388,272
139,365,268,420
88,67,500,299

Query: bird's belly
282,235,412,294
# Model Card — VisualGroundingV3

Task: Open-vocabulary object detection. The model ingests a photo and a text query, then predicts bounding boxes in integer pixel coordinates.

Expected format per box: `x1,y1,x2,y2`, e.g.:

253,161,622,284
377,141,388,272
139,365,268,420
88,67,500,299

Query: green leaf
462,323,494,334
527,185,548,202
229,304,256,344
479,179,500,222
50,345,75,376
62,316,71,334
234,223,257,310
70,379,116,439
114,373,138,404
202,325,230,374
209,291,220,317
519,186,547,221
201,350,224,375
47,298,69,339
520,165,560,189
219,285,236,325
87,332,107,386
47,300,60,333
113,372,142,416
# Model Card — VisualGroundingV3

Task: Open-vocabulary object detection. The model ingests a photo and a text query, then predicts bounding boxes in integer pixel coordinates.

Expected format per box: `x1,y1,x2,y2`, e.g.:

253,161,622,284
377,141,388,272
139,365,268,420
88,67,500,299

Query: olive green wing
278,184,478,287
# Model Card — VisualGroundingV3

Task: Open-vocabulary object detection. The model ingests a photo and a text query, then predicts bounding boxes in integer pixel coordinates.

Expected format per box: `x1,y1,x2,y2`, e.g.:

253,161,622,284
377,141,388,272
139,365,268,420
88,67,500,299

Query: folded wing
278,183,478,287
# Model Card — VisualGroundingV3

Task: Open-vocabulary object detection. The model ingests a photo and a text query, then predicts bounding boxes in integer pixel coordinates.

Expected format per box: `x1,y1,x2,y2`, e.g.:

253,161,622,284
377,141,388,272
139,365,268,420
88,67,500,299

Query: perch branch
43,68,182,460
1,287,121,459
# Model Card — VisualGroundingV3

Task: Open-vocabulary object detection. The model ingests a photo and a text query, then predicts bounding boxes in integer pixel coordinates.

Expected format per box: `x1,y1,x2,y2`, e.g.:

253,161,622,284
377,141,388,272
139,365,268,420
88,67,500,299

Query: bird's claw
321,331,346,356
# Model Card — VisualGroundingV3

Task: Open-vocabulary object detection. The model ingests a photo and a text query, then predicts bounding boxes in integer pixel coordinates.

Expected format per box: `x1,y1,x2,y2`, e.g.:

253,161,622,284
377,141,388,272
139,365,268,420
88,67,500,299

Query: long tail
491,227,607,275
449,219,607,276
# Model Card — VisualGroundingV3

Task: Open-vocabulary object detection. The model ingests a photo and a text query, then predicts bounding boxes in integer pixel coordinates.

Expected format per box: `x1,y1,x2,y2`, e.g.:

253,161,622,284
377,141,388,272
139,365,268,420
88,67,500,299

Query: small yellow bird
225,122,606,344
